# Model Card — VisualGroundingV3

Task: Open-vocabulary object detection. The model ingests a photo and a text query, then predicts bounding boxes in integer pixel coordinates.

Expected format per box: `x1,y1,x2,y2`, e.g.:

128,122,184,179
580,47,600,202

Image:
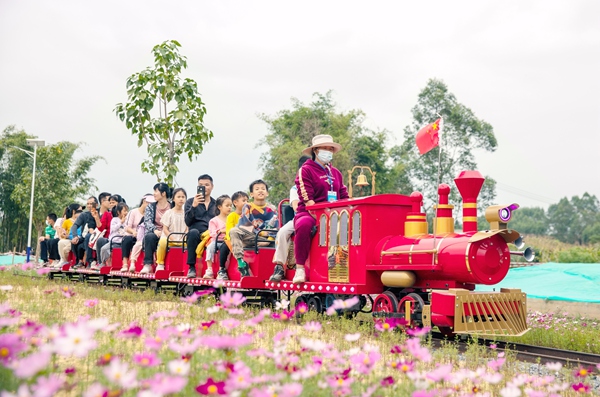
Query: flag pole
432,114,443,266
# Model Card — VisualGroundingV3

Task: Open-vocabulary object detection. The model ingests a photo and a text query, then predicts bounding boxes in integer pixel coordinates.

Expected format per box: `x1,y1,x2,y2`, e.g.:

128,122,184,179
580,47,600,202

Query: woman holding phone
184,174,217,278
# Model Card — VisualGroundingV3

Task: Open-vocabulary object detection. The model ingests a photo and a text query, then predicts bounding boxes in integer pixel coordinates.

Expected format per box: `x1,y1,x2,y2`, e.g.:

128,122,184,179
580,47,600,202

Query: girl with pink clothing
203,195,232,279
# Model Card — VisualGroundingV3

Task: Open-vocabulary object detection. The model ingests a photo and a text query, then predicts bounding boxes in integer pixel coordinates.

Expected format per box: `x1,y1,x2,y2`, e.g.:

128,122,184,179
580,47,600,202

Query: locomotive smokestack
454,171,485,233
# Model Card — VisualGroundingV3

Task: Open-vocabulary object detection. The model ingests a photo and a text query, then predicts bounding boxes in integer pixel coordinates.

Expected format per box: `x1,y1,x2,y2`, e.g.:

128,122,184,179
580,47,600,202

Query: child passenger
229,180,278,277
202,195,232,279
155,188,188,272
214,191,249,280
99,202,135,268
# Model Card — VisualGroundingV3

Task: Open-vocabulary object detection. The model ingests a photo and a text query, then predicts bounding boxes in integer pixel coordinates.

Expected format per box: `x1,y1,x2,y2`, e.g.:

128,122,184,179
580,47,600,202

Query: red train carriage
50,169,531,336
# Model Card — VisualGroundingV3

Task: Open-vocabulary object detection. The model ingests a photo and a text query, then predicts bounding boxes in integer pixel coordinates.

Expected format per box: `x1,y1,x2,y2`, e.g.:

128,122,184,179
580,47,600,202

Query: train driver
293,134,349,284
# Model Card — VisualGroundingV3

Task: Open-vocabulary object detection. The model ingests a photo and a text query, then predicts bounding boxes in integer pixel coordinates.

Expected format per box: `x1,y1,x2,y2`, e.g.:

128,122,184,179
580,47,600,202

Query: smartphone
197,185,206,202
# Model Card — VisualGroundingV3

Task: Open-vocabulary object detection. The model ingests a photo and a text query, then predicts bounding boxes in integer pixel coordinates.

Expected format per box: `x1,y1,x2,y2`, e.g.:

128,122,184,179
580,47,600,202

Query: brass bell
356,173,369,187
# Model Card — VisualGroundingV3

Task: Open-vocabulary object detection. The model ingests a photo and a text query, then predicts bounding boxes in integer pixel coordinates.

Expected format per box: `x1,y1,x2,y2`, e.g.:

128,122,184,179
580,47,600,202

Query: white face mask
317,149,333,163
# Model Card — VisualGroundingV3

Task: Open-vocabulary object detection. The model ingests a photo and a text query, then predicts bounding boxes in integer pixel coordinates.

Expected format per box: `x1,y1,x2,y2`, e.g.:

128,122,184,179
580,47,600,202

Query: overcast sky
1,0,599,212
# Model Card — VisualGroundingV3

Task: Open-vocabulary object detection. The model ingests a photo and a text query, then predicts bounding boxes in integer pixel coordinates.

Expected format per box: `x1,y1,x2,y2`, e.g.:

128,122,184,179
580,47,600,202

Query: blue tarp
476,262,600,303
0,255,27,266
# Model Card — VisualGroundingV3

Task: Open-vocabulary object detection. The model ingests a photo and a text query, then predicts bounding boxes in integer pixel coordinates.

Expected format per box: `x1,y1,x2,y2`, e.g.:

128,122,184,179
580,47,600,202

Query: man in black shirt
184,174,216,278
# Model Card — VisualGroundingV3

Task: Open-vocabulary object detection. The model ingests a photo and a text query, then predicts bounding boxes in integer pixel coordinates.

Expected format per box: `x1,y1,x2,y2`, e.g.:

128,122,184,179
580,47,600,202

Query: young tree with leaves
114,40,213,186
397,78,498,214
258,92,410,203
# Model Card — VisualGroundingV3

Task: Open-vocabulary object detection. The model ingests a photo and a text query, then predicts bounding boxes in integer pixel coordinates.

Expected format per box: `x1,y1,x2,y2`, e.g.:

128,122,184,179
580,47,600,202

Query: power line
495,182,556,205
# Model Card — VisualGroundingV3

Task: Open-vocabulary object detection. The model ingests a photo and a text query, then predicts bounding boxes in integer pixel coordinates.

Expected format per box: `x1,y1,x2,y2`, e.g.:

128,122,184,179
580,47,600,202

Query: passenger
47,207,69,267
216,191,249,280
140,183,172,274
155,188,189,272
94,194,125,270
229,180,278,277
293,134,348,284
269,155,311,282
70,196,102,269
99,202,134,268
184,175,216,278
58,208,83,268
120,194,153,272
202,195,232,279
38,213,57,267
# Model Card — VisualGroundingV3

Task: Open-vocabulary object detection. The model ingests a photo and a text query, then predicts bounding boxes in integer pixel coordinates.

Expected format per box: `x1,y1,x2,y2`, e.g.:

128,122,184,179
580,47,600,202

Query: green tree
397,79,498,212
114,40,213,186
258,92,410,203
506,207,549,236
0,126,100,253
548,193,599,244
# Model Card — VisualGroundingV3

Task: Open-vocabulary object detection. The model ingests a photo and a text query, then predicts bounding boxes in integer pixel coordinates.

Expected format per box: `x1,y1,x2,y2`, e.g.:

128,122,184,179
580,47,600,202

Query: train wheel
437,327,456,338
373,291,398,314
307,296,323,313
398,293,425,315
295,295,308,308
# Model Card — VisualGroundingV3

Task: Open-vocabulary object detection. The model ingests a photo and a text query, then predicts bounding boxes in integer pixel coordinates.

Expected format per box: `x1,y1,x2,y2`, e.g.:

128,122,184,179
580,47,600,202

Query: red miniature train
50,170,531,336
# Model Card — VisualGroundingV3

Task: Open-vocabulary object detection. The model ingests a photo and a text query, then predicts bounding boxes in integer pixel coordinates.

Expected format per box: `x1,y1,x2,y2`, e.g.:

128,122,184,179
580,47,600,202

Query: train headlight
485,203,519,229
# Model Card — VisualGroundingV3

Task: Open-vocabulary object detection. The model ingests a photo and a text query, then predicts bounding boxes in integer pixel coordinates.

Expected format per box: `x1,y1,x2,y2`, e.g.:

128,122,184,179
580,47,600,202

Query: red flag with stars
415,118,441,155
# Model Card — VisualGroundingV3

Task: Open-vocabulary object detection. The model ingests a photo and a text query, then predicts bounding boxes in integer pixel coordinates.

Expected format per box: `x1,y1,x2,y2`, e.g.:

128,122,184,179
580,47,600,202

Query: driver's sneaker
292,268,306,284
269,264,285,282
216,269,229,280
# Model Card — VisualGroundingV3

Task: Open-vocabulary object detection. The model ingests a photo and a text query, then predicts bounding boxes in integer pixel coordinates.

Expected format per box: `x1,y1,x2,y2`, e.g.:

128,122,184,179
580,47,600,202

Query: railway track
431,332,600,367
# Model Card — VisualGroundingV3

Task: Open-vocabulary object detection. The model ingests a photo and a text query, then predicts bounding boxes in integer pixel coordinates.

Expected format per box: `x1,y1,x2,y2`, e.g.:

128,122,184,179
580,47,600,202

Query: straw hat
302,134,342,156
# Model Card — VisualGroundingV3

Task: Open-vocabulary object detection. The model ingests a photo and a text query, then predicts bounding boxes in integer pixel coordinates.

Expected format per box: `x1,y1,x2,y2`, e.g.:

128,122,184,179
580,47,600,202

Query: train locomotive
50,170,531,336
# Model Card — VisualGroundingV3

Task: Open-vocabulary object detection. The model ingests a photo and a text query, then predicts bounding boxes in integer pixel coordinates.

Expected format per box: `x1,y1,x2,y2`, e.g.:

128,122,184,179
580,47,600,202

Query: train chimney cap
454,170,485,200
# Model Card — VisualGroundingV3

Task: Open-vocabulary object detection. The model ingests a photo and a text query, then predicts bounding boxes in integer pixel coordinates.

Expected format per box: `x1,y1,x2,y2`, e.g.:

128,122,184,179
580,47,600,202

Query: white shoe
140,265,152,274
155,264,165,271
128,263,136,272
293,268,306,284
203,268,214,279
90,263,100,271
120,265,128,272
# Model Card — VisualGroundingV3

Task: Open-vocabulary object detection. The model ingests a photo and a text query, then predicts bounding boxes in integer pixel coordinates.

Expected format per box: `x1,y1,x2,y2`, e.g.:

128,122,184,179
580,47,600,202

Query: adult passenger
184,174,216,278
140,183,172,274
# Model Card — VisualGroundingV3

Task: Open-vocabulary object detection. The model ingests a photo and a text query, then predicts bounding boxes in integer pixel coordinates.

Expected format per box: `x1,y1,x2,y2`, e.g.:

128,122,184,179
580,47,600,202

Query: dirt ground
528,298,600,320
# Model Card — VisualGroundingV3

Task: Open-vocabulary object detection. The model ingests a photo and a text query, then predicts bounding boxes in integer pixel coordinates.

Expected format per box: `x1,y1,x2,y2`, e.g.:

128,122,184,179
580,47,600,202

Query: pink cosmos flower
82,382,107,397
149,310,179,320
303,321,322,332
488,356,506,371
546,362,562,371
119,323,143,338
499,385,521,397
219,291,246,308
226,362,253,390
406,326,431,337
279,382,303,396
64,367,76,376
227,308,245,315
325,296,360,315
0,333,27,363
168,359,190,376
145,327,174,350
84,299,99,307
53,322,98,357
144,373,187,395
272,309,294,321
181,294,200,304
103,358,138,389
349,351,381,374
133,352,161,367
572,383,590,393
199,334,253,350
220,318,241,332
295,301,308,315
574,366,593,377
20,262,34,271
426,363,453,382
60,286,75,298
200,320,216,331
374,317,406,332
36,267,51,275
0,384,32,397
245,309,270,327
380,376,394,387
345,333,360,342
405,337,432,362
31,374,65,397
196,377,226,395
206,306,220,314
168,338,203,355
10,350,52,378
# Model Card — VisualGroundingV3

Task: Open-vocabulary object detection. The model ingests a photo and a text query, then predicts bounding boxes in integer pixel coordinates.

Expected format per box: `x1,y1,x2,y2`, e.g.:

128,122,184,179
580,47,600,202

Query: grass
0,267,597,396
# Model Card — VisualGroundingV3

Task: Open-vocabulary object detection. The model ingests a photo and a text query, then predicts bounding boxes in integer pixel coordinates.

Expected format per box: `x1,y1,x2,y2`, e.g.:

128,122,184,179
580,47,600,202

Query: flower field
0,266,598,396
